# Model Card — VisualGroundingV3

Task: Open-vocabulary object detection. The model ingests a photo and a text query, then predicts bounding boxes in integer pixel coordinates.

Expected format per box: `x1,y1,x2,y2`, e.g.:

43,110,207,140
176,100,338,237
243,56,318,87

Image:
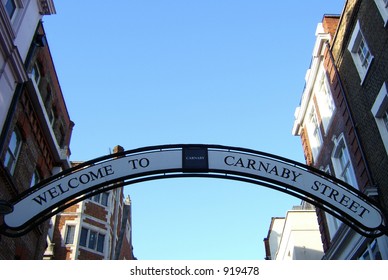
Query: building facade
0,0,75,259
44,146,136,260
0,0,56,148
46,194,135,260
264,202,324,260
293,0,388,259
0,2,136,260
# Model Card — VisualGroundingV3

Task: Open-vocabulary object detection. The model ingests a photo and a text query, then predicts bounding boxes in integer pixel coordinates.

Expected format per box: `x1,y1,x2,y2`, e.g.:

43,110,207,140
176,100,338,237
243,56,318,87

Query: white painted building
264,202,324,260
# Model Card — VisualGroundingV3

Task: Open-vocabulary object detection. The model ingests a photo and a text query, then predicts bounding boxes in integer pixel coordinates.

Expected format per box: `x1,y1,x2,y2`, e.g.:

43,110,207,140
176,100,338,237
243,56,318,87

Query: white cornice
292,23,331,136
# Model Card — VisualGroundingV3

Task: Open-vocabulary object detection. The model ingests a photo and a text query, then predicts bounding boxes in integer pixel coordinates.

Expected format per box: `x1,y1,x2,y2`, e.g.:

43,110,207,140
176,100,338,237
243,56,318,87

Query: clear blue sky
44,1,344,260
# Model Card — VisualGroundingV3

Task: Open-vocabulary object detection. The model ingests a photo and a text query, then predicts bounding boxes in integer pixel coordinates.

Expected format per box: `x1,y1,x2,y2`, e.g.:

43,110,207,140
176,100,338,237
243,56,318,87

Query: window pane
65,225,76,244
357,38,372,68
371,240,382,260
5,0,16,19
97,234,105,253
88,231,97,249
80,228,88,247
308,107,323,158
4,129,21,173
338,148,349,181
4,150,15,171
93,193,100,203
361,250,371,260
31,63,41,84
383,110,388,131
8,130,19,152
101,192,109,206
30,170,41,187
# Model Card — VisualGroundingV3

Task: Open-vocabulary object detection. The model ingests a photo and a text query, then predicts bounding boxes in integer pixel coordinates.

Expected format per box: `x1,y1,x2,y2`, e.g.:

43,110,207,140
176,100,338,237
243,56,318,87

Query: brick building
0,0,56,134
0,0,74,259
0,1,136,260
293,0,388,259
44,147,136,260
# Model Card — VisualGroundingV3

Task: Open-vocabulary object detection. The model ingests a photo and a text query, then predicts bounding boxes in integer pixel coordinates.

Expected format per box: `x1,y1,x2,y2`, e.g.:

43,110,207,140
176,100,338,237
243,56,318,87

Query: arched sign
1,144,387,237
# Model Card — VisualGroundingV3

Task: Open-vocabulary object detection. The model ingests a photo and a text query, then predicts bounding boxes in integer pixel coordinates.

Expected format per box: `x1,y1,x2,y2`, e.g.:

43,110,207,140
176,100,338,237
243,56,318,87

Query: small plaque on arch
182,146,209,172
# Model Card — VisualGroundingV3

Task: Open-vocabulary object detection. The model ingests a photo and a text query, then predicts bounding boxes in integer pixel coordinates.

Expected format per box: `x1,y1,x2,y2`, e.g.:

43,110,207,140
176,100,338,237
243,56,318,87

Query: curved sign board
1,144,386,237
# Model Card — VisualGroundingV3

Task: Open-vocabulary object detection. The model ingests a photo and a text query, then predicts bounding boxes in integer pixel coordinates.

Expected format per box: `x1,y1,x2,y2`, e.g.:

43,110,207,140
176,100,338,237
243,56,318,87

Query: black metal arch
1,144,387,237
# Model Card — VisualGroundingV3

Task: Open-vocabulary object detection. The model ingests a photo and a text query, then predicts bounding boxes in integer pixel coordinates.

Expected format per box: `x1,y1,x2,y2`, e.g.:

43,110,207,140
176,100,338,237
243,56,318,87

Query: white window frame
64,225,76,245
306,105,323,161
374,0,388,27
48,107,55,126
79,227,106,254
359,239,382,260
319,165,342,239
89,192,109,207
328,134,359,239
347,21,374,85
30,168,41,187
325,212,342,240
2,0,25,32
314,68,336,134
371,82,388,154
331,134,358,189
31,62,41,85
4,127,22,174
4,0,16,19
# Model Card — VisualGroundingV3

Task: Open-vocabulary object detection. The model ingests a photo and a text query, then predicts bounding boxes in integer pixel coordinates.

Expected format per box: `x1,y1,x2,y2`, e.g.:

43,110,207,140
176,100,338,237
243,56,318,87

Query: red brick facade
294,1,388,259
47,148,136,260
0,22,73,259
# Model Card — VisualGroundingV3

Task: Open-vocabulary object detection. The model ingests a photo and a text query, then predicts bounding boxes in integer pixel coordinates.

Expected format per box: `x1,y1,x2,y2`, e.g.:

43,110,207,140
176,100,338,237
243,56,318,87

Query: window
371,82,388,154
96,234,105,253
383,109,388,131
90,192,109,207
359,240,382,260
315,70,335,133
338,147,352,183
374,0,388,26
4,128,22,174
320,165,342,239
65,225,76,244
331,134,358,189
79,227,88,247
30,169,41,187
79,227,105,253
88,231,97,249
5,0,16,19
348,21,374,84
31,63,41,85
47,107,55,127
357,39,372,68
100,192,109,206
306,106,323,161
325,213,342,240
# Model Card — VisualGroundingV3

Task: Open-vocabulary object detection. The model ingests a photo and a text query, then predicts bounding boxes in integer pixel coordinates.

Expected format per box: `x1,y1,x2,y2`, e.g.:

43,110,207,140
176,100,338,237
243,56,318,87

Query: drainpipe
324,41,375,190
